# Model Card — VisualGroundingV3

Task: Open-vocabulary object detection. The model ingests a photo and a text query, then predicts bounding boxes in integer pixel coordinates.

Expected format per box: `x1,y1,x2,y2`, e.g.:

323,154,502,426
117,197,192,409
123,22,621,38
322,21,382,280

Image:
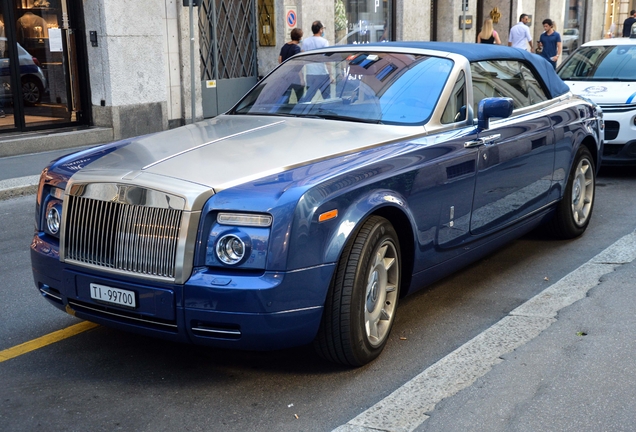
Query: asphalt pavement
2,143,636,431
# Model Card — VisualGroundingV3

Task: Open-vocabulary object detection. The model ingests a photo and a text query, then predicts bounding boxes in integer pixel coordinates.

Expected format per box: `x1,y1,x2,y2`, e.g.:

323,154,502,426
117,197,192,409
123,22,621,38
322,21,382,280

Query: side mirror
477,97,514,130
455,106,467,122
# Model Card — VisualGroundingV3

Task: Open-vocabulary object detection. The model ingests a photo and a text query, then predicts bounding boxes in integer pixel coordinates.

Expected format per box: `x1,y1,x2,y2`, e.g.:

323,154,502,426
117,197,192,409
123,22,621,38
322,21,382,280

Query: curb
0,175,39,201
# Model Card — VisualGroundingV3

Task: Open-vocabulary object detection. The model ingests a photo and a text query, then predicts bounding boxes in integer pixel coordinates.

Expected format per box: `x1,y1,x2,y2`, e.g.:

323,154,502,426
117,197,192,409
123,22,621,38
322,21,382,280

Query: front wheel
314,216,401,366
547,146,595,239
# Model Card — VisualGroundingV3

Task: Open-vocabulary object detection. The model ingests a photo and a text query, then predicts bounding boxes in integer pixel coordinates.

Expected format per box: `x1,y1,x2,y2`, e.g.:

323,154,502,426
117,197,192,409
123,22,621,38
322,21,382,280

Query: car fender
321,189,414,264
284,186,416,271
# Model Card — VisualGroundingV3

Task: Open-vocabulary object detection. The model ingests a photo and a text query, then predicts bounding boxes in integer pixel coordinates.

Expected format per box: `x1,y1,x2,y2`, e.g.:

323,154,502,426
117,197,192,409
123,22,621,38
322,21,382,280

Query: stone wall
83,1,204,139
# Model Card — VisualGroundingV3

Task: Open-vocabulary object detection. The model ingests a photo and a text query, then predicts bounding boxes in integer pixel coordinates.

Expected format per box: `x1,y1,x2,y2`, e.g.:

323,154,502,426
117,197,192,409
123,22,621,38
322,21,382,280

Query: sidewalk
0,146,94,200
416,245,636,431
0,127,109,200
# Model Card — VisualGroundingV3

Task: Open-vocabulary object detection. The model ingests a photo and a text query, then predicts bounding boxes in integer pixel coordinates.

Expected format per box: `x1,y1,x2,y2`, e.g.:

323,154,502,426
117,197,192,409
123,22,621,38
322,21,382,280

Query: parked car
32,42,603,366
561,28,580,54
558,38,636,165
0,37,48,105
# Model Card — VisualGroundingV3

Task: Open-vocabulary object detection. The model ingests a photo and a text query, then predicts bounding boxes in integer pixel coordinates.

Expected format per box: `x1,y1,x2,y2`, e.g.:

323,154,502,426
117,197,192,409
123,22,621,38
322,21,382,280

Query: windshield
231,51,454,125
558,44,636,81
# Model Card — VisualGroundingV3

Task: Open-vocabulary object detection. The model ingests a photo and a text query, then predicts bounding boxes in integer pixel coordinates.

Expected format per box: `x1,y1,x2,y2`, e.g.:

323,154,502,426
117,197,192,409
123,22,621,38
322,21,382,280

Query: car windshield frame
558,44,636,81
230,51,454,126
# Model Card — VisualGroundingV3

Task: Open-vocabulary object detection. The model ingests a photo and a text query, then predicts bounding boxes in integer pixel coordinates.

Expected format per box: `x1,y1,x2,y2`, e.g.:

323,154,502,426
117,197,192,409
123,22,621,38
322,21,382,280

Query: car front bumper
31,233,334,350
600,107,636,165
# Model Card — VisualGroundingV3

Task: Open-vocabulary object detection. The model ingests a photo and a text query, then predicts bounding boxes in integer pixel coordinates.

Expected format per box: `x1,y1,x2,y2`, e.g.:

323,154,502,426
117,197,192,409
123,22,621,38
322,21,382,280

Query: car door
468,60,555,235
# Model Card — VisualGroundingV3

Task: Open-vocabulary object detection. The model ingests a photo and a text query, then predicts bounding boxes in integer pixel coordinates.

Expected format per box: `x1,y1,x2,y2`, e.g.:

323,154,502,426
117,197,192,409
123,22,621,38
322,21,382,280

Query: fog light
46,207,60,235
216,234,246,265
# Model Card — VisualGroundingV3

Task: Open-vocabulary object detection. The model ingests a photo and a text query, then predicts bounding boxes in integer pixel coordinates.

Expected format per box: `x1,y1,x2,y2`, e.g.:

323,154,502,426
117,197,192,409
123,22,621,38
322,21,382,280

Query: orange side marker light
319,209,338,222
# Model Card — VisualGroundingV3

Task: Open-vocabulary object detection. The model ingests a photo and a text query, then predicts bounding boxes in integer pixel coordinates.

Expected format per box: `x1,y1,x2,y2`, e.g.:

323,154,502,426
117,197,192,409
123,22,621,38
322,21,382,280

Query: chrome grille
64,194,183,279
598,103,636,113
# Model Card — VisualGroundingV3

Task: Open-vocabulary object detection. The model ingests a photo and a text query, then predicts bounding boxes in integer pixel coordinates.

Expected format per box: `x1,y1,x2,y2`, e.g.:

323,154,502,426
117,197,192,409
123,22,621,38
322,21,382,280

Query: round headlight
216,234,246,265
46,206,61,235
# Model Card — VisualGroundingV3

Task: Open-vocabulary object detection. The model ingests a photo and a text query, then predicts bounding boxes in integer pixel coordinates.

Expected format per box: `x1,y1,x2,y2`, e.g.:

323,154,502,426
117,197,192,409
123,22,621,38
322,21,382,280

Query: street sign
285,6,297,42
286,10,297,27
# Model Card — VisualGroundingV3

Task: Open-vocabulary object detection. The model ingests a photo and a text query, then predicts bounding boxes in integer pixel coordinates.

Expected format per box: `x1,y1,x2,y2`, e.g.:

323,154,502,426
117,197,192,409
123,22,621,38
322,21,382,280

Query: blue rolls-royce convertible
31,42,603,366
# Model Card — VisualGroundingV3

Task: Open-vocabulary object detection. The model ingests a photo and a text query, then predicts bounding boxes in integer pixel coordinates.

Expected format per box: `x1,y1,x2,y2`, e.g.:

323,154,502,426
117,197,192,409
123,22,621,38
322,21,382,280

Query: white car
561,28,580,54
558,38,636,165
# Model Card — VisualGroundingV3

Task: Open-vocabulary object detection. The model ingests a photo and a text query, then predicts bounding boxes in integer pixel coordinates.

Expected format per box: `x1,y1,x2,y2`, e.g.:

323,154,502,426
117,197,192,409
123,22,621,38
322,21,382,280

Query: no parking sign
285,6,297,41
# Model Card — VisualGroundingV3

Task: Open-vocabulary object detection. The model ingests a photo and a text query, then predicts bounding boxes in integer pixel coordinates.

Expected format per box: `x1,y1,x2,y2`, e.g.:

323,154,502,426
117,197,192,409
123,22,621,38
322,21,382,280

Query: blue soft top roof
354,41,571,99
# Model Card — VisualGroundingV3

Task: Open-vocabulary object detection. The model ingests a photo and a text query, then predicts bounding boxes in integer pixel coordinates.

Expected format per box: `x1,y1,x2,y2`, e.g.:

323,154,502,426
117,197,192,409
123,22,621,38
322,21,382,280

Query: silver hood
72,115,420,197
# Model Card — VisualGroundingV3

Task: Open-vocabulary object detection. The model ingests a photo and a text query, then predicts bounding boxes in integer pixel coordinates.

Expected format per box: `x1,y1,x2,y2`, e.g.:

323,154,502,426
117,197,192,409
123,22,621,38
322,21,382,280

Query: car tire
547,146,595,239
21,76,44,106
314,216,401,366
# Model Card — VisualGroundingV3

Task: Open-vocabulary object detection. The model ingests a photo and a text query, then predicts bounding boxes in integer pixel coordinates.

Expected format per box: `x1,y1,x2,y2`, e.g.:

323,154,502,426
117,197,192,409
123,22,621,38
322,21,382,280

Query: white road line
334,230,636,432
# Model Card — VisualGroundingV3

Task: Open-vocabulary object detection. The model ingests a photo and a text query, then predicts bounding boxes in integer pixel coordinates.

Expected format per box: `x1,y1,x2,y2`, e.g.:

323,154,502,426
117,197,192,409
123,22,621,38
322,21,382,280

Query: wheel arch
323,190,417,298
21,73,44,86
579,134,600,173
371,205,415,298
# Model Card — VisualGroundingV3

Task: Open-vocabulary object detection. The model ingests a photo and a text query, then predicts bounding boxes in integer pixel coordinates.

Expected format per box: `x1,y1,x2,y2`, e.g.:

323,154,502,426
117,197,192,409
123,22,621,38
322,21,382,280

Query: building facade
0,0,620,144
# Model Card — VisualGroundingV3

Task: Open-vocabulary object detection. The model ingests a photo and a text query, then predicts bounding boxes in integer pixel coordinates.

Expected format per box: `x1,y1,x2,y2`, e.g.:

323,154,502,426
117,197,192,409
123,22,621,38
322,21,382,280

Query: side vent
446,160,475,180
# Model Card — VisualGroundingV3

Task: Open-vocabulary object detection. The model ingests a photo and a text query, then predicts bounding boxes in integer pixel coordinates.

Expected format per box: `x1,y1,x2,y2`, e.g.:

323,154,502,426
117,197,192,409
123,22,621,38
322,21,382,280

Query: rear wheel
22,76,44,105
314,216,401,366
547,146,595,239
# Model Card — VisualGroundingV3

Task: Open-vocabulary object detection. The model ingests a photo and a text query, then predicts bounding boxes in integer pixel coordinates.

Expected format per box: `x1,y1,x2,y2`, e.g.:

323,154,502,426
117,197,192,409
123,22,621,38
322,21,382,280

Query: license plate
90,283,137,308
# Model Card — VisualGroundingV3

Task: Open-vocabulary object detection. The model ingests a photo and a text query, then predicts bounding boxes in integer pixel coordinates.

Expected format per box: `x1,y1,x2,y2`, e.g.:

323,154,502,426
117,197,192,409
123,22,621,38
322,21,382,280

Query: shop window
335,0,392,45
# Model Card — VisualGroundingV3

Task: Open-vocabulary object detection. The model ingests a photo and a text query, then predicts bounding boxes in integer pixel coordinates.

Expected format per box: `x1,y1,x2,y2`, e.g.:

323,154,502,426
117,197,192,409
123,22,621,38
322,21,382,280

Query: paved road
1,167,635,431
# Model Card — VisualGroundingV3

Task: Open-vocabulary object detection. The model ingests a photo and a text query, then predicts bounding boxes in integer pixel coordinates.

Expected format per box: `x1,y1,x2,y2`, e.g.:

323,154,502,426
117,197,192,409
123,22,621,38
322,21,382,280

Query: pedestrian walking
538,19,562,69
302,20,329,51
622,10,636,37
477,18,501,44
299,21,330,101
279,28,303,63
508,14,533,52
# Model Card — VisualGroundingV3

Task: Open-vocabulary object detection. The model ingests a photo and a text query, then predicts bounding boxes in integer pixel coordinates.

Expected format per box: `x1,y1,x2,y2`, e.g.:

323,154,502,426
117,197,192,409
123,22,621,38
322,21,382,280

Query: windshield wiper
303,113,383,124
230,111,298,117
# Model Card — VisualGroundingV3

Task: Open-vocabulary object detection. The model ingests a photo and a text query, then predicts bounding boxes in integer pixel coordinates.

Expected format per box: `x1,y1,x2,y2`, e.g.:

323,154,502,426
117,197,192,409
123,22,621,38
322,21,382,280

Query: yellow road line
0,321,99,363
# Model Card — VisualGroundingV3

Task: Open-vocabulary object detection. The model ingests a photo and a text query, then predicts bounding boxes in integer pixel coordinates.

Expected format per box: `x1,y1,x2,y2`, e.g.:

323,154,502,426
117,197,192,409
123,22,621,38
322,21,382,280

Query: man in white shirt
302,20,329,51
508,14,533,52
300,21,330,101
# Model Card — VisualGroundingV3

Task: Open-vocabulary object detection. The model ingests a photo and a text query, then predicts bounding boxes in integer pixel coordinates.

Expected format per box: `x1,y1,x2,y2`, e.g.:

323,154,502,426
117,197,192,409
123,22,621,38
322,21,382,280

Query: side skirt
405,204,556,296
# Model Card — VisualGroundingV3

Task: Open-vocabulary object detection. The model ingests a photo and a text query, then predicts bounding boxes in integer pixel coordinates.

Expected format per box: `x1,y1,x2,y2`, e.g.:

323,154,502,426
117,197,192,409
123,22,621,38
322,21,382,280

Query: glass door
1,0,18,129
0,0,84,132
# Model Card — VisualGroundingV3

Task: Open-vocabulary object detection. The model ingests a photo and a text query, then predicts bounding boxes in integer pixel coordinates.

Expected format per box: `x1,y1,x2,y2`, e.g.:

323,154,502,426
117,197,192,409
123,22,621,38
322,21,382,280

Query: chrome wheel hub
571,157,593,227
364,240,399,347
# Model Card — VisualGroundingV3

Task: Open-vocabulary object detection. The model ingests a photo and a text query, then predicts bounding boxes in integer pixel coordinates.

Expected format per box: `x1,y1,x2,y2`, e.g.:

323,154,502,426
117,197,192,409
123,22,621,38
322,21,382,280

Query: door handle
464,134,502,148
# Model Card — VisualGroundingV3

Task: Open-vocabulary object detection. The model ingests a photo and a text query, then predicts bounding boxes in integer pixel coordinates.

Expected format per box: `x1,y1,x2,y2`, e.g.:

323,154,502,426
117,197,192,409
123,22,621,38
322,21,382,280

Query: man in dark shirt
538,19,562,70
622,10,636,37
